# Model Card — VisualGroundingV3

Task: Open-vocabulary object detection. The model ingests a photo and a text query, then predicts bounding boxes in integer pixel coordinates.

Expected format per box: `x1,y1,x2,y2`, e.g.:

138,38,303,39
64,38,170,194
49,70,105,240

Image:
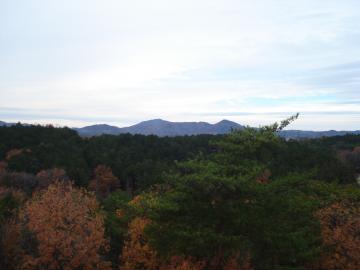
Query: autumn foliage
36,168,69,190
6,149,26,161
315,201,360,270
89,165,118,197
162,256,206,270
120,216,252,270
2,117,360,269
19,181,111,270
120,217,206,270
120,217,159,270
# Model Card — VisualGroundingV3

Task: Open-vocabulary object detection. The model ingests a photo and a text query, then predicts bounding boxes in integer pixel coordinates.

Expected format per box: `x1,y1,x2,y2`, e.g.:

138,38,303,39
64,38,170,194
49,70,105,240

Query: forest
1,116,360,270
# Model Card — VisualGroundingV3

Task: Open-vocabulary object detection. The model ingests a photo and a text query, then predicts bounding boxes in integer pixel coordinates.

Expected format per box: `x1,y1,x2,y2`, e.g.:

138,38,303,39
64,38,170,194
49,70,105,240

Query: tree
0,172,38,195
0,187,26,269
6,149,25,161
120,217,159,270
136,116,323,269
0,161,7,175
36,168,69,190
0,187,24,224
6,148,40,174
89,165,118,197
315,201,360,269
102,190,132,266
19,181,111,270
120,216,212,270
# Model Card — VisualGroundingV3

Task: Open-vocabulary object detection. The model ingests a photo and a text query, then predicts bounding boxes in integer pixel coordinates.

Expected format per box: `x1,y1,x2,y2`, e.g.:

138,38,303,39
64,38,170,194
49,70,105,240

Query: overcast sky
1,0,360,130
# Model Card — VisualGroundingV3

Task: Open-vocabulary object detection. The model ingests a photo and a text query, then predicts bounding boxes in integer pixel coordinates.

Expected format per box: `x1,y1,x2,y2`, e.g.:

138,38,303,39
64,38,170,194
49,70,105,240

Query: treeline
0,124,216,190
1,120,360,269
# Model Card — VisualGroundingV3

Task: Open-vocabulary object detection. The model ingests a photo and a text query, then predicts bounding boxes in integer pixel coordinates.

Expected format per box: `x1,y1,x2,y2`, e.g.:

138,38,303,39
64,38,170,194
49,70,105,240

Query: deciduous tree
89,165,118,197
120,217,159,270
316,201,360,269
20,181,111,270
36,168,68,190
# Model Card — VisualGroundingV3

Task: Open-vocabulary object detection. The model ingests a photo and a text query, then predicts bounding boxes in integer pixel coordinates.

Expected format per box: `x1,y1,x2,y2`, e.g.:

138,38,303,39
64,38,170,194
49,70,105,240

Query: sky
0,0,360,130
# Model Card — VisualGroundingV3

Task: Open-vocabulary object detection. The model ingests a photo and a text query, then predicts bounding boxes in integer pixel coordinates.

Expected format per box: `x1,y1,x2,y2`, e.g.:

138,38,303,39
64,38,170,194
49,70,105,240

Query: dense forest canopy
1,119,360,269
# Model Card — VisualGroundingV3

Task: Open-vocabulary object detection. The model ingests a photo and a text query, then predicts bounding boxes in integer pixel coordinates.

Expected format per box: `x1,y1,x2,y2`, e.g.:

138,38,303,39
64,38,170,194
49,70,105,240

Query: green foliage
136,116,356,269
0,192,19,224
0,121,357,192
0,125,90,186
102,190,132,265
83,134,216,192
0,172,38,195
1,118,360,269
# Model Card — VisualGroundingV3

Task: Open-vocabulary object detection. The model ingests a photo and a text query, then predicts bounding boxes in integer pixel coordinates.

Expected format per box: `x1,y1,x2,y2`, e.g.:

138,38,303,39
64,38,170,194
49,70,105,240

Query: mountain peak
74,123,121,136
141,119,168,124
91,124,117,128
214,119,243,129
216,119,236,125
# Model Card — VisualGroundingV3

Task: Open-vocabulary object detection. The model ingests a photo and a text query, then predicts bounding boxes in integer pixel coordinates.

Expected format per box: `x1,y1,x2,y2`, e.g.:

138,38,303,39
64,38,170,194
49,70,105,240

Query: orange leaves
36,168,68,190
316,201,360,270
120,216,253,270
20,181,111,270
89,165,118,197
6,149,25,160
162,256,206,270
120,217,206,270
120,217,159,270
223,253,253,270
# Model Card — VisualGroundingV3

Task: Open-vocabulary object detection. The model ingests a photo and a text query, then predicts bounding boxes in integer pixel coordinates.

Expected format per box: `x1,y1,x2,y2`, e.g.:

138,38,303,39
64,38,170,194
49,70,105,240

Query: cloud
0,0,359,129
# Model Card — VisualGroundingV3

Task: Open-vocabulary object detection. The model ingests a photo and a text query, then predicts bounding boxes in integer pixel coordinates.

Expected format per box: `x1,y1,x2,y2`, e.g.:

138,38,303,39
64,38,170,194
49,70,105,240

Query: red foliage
256,169,271,184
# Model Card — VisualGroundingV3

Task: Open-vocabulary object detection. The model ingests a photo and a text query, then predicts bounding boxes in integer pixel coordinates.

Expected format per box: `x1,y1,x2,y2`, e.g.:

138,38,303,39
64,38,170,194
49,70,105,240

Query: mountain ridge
1,119,359,139
74,119,244,136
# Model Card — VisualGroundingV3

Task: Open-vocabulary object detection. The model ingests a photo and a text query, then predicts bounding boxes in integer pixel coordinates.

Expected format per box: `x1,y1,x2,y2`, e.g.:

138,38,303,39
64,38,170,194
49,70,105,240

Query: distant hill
0,121,16,127
74,119,360,138
1,119,359,138
278,129,360,139
73,124,122,136
74,119,244,136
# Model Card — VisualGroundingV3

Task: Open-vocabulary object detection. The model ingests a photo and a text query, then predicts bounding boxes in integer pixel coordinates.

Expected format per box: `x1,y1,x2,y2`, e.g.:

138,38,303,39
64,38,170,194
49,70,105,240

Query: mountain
278,129,360,139
75,119,360,138
73,124,122,136
0,121,16,127
1,119,359,138
75,119,244,137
